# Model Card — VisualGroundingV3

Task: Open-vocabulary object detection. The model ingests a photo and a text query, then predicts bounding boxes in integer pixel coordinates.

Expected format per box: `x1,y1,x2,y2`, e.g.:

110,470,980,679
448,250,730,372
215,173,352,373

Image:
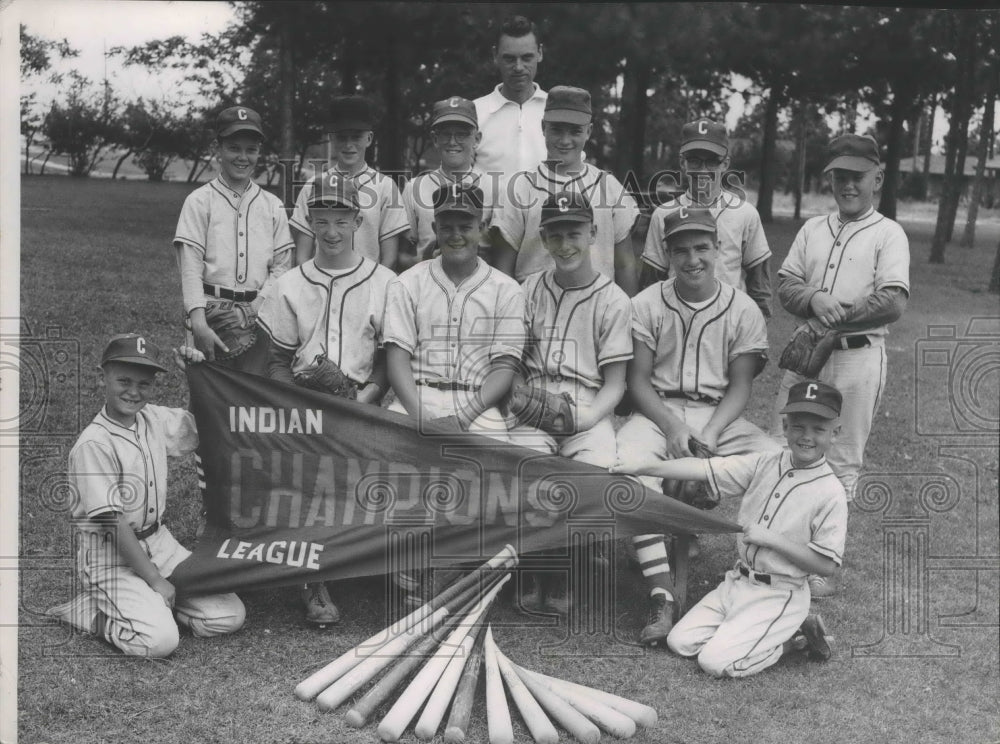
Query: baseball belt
837,335,871,350
134,521,159,540
738,563,772,585
658,391,722,406
416,379,481,392
203,282,258,303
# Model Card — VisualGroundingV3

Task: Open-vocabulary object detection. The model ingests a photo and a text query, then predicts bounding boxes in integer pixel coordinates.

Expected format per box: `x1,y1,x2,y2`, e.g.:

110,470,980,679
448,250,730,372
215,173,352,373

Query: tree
42,72,119,177
961,63,998,249
20,25,78,174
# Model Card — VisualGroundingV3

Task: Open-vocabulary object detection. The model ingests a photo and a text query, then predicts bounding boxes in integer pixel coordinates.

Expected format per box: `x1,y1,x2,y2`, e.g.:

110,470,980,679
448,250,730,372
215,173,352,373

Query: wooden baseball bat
483,625,513,744
319,572,506,713
295,546,516,701
518,667,657,728
493,643,558,744
442,620,487,744
413,610,489,740
343,578,501,728
376,575,509,742
504,654,601,744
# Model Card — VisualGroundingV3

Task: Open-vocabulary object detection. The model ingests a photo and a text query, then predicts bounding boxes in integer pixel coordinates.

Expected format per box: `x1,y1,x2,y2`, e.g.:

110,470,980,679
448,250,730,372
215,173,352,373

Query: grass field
16,174,1000,744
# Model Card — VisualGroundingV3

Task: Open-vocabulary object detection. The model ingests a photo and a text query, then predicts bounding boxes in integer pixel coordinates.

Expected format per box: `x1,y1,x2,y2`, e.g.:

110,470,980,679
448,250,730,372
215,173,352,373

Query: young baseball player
493,86,640,296
511,190,633,613
384,184,525,438
615,206,779,646
400,96,502,269
641,118,772,318
612,380,847,678
173,106,294,373
46,335,245,658
258,175,395,626
290,95,409,270
771,133,909,598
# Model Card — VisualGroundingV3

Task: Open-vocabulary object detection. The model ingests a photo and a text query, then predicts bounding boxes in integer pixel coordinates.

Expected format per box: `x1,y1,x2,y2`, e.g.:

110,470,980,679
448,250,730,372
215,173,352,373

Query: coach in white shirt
474,15,547,180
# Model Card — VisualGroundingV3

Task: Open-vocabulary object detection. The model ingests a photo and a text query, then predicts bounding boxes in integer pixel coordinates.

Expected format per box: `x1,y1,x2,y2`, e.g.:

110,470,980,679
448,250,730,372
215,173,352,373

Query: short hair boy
173,106,293,373
46,335,245,657
613,380,847,678
290,95,409,270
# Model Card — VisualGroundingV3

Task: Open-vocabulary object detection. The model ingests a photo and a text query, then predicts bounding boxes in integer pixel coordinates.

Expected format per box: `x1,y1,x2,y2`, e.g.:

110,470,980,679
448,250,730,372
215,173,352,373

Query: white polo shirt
473,84,547,179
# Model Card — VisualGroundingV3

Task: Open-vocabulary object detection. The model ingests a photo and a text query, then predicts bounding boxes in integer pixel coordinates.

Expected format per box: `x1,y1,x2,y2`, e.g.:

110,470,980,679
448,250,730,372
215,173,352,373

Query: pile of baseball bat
295,545,658,742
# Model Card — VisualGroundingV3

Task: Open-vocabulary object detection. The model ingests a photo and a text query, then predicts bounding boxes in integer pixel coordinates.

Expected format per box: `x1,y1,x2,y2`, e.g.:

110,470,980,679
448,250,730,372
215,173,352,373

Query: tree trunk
878,84,911,220
911,104,922,173
616,42,651,184
945,26,977,243
921,96,935,200
793,103,806,220
990,238,1000,292
380,26,403,171
24,132,35,174
112,149,133,180
187,155,202,183
39,149,52,175
757,85,782,223
960,64,997,248
278,11,296,208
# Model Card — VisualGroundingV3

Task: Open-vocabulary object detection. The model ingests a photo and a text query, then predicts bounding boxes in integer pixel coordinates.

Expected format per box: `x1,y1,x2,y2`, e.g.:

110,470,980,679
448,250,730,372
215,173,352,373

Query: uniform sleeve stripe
777,268,806,281
289,216,312,233
379,224,410,241
808,542,843,565
255,319,297,350
87,505,123,517
382,336,416,355
743,252,771,269
641,254,668,271
597,353,633,365
174,235,206,251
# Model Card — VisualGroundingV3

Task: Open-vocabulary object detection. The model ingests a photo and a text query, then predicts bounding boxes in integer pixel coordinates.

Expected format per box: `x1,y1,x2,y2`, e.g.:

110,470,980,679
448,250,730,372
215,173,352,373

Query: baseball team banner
169,364,740,595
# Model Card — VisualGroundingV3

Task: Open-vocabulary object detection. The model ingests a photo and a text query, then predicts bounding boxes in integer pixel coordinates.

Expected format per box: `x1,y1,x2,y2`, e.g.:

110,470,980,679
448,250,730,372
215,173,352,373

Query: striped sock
633,534,673,599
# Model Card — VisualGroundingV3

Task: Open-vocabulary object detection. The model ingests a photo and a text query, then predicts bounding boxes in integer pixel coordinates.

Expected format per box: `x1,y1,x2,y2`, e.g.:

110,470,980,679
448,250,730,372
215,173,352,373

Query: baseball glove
293,355,358,400
778,318,841,378
507,383,576,436
204,300,257,360
665,435,720,510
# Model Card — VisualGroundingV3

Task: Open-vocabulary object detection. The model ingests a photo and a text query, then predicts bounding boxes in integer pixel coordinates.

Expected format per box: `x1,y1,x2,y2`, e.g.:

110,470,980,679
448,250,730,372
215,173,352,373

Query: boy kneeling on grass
612,380,847,678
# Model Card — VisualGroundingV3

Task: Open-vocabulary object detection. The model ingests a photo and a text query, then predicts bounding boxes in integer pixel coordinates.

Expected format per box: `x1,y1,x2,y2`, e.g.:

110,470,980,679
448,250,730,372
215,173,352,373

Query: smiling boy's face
331,130,374,170
782,412,839,466
541,218,595,274
310,207,360,262
101,361,156,425
667,229,718,295
829,165,882,220
216,133,262,186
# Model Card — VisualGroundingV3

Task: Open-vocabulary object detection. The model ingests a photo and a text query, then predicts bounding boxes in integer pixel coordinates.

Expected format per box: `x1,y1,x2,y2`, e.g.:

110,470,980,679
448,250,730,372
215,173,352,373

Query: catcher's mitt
507,383,576,436
664,435,720,510
779,318,841,378
203,300,257,360
293,355,358,399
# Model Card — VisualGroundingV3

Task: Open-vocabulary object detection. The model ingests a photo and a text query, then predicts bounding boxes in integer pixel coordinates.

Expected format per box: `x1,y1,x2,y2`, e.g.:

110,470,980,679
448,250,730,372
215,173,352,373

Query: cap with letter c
780,380,843,419
543,86,592,125
680,118,728,157
216,106,264,139
432,97,478,128
824,134,881,173
663,205,717,241
433,184,485,217
540,190,593,226
307,172,360,210
101,333,168,373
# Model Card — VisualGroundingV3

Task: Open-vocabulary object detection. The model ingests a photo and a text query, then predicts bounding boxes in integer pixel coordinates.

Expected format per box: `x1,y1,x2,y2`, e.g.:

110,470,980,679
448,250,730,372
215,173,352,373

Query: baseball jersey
631,279,768,402
69,405,199,534
642,191,771,291
496,163,639,281
522,270,633,390
703,449,848,577
257,257,395,383
779,207,910,337
173,178,294,313
401,168,502,259
383,256,525,386
473,84,547,179
290,166,409,263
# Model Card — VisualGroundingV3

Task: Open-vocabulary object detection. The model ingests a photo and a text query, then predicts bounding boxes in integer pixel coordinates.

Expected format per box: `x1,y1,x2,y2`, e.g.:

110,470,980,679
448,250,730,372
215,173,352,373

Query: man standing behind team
474,16,547,181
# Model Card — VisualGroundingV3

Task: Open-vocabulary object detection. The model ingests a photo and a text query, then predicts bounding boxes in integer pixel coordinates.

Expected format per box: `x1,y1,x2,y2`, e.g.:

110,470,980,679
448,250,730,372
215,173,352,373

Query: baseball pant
388,385,512,442
771,342,887,500
667,569,810,678
54,526,245,658
508,381,618,468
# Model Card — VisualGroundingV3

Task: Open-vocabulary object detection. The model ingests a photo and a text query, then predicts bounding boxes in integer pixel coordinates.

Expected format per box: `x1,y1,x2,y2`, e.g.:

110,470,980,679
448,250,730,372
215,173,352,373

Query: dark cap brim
540,213,592,226
102,356,168,373
218,122,264,139
824,155,879,173
435,206,483,217
780,401,840,419
433,113,478,128
543,110,592,125
330,120,373,132
680,140,728,157
664,223,716,240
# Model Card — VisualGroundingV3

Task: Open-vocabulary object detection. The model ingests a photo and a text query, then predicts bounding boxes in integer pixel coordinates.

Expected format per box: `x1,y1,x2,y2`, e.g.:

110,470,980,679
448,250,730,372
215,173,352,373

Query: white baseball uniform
616,279,778,485
495,163,639,282
257,257,395,382
642,191,770,295
383,256,526,439
50,404,245,658
473,84,548,179
667,449,847,678
401,168,502,260
511,270,633,466
290,166,410,264
771,207,910,499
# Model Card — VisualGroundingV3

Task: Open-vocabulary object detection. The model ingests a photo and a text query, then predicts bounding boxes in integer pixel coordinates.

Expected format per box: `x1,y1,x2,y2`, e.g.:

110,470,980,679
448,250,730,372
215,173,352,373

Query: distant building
897,154,1000,205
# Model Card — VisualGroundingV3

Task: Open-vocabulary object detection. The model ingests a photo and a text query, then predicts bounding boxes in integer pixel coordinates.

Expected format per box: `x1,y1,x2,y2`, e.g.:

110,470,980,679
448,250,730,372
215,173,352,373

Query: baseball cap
540,190,593,226
100,334,168,373
824,134,880,173
307,172,360,210
780,380,843,419
543,86,592,125
663,206,717,240
432,97,478,128
216,106,264,139
680,118,728,157
432,184,485,217
330,95,375,132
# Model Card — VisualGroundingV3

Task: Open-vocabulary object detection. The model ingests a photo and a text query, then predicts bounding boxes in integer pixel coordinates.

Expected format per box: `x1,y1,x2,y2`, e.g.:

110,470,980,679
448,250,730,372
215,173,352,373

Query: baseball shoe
798,614,833,661
301,582,340,627
639,593,676,647
808,574,838,599
46,593,101,635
